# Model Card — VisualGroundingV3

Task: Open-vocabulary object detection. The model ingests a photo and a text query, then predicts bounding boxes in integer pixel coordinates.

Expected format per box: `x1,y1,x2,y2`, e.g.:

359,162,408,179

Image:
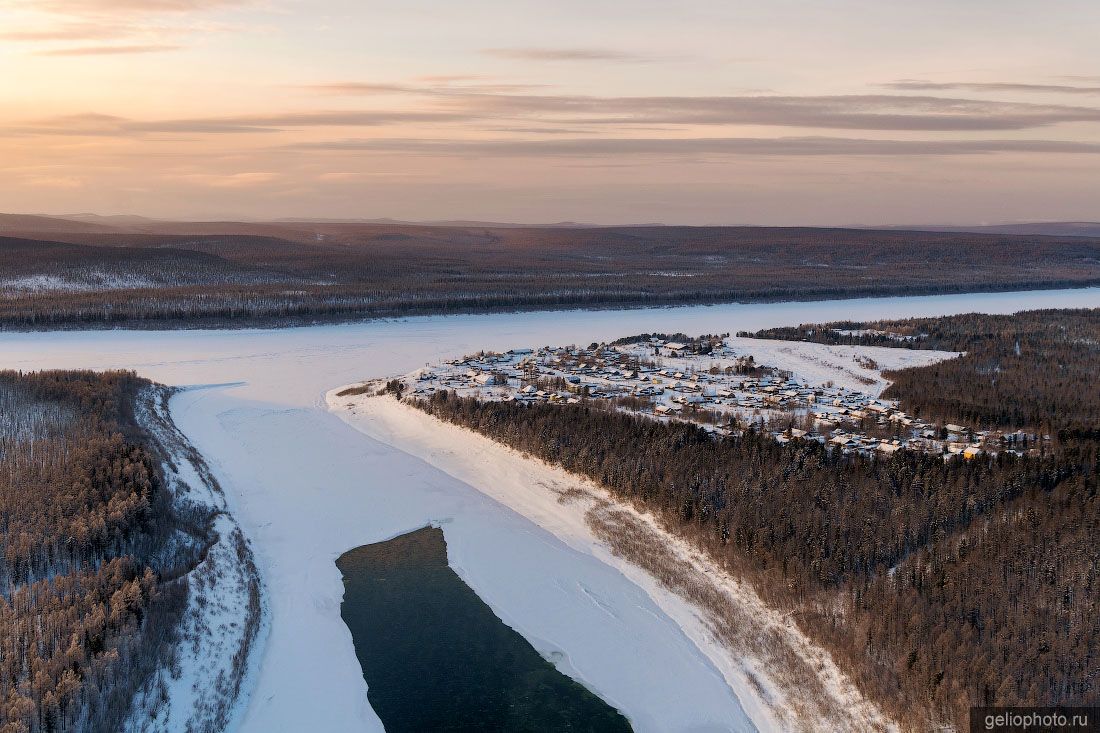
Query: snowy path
0,287,1095,731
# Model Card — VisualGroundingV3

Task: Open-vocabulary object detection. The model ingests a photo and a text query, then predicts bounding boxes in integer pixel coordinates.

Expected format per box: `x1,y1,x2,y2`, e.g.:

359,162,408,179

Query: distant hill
269,217,652,228
9,213,1099,238
58,213,161,227
0,213,131,234
1,212,661,232
874,222,1100,238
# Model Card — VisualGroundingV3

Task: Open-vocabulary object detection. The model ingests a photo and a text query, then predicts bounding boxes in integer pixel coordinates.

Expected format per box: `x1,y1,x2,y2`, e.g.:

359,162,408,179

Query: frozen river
1,287,1097,732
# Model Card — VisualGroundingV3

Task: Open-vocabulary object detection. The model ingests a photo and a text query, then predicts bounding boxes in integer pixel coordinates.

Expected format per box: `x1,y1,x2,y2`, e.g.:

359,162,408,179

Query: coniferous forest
0,371,200,733
412,308,1100,731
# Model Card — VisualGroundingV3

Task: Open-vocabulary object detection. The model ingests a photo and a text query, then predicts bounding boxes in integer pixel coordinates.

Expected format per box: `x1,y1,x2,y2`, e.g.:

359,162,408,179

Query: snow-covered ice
0,286,1095,732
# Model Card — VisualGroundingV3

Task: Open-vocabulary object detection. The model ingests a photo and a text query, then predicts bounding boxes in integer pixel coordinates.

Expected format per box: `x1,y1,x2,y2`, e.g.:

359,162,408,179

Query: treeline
412,391,1098,730
748,309,1100,435
0,371,202,733
608,332,729,353
6,282,1093,333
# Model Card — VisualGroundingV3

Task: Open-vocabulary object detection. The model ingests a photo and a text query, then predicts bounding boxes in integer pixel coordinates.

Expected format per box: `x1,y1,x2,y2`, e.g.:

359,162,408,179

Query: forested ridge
0,371,202,733
410,310,1100,730
2,223,1099,329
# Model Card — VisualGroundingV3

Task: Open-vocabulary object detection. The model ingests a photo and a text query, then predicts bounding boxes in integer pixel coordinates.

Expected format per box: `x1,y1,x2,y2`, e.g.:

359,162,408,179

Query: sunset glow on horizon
3,0,1100,224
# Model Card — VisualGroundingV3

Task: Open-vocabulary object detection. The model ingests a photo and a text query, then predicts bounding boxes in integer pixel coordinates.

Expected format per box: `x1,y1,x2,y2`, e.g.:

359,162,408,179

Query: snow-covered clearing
0,286,1094,732
719,337,957,395
0,271,157,293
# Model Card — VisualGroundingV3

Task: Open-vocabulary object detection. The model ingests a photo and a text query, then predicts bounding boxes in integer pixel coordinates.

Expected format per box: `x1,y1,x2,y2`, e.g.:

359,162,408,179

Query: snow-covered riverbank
126,387,264,733
330,390,897,732
0,287,1095,731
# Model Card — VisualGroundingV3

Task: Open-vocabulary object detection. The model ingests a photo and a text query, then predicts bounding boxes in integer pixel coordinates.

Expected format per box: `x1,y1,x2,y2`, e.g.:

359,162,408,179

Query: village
397,334,1049,460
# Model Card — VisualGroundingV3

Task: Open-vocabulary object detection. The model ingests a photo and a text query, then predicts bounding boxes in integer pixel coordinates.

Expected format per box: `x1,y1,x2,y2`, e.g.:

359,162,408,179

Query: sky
2,0,1099,225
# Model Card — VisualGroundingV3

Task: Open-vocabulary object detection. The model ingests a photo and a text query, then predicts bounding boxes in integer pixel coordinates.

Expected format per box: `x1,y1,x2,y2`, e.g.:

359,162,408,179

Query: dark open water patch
336,526,633,732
